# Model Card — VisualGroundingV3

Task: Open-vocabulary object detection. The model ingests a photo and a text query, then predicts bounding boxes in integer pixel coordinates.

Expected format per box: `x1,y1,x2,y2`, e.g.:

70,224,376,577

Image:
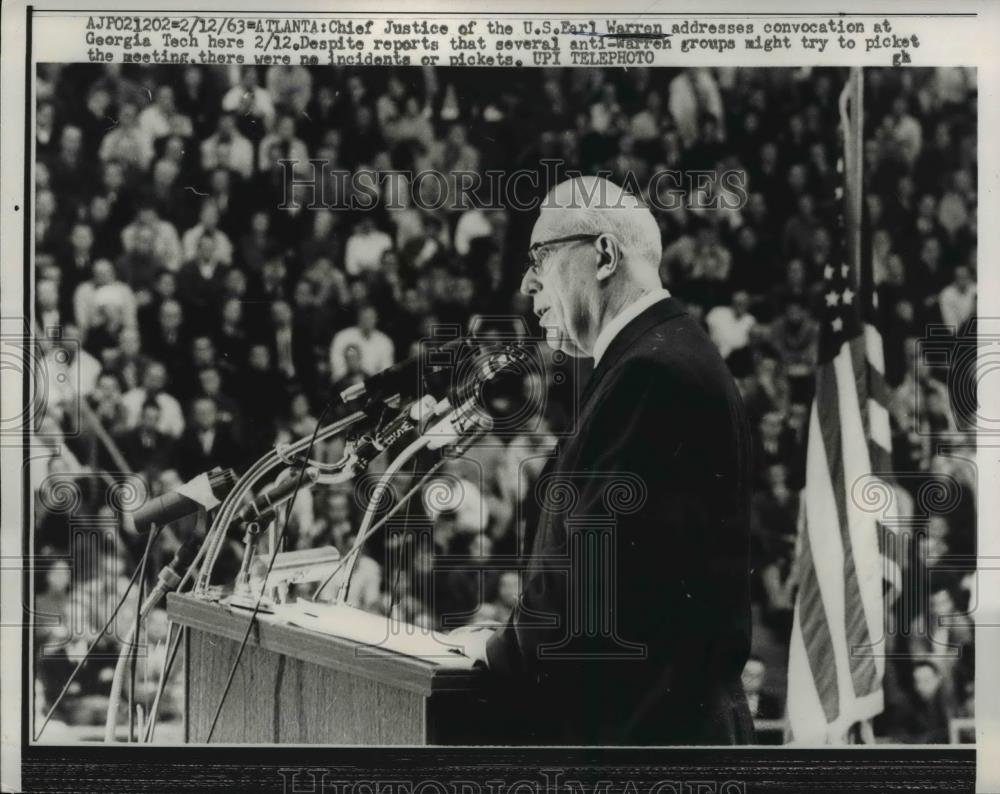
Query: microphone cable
204,398,335,742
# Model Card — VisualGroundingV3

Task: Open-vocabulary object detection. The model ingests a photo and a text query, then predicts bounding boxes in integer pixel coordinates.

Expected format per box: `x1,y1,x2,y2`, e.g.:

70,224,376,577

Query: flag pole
844,65,877,746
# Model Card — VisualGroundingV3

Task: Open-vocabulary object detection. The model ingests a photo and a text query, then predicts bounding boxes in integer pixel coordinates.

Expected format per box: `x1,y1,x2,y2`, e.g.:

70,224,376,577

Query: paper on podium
271,600,476,668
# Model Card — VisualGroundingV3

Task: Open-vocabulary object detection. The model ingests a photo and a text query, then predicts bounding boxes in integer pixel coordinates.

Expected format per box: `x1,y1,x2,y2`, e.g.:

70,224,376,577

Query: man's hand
448,625,495,666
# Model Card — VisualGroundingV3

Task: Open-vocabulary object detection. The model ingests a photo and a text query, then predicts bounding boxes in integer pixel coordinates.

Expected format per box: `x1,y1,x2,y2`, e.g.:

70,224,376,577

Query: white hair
538,176,662,273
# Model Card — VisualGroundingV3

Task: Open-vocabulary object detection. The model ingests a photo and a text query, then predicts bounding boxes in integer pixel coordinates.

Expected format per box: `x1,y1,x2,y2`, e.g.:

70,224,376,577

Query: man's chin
543,330,585,358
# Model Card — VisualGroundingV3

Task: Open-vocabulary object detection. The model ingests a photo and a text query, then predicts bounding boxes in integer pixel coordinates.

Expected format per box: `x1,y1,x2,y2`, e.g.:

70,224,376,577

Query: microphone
155,539,201,593
128,467,237,534
350,395,439,472
237,467,320,527
344,343,529,470
431,342,532,415
339,337,476,403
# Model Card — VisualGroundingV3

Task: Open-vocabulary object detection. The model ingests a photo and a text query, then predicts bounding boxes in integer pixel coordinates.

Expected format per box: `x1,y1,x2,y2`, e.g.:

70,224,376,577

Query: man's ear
595,234,622,283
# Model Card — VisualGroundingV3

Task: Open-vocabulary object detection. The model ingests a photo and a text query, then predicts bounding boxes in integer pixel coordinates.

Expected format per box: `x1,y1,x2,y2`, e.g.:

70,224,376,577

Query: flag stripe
795,513,841,723
868,364,892,409
815,361,878,697
868,437,892,473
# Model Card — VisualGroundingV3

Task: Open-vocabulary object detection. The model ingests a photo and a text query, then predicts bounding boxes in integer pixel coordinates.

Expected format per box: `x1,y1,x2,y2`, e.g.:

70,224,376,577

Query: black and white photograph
1,3,997,793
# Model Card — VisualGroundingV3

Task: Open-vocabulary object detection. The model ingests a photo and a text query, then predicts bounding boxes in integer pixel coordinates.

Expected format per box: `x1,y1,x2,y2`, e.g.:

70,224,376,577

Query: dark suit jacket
266,324,317,393
173,425,241,481
115,427,175,476
175,260,230,336
485,297,755,745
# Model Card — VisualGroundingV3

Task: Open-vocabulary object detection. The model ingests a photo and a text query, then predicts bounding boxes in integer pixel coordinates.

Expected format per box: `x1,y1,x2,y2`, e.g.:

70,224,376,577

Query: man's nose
520,269,539,296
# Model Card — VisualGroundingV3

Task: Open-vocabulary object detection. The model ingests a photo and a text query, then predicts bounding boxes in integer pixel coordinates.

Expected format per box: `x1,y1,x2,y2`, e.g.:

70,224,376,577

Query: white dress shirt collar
592,288,672,366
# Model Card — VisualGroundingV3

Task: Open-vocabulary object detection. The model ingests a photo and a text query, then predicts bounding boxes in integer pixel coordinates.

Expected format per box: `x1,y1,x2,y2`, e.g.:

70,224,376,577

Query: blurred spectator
83,303,127,362
344,216,393,277
181,200,233,266
221,66,276,133
122,361,185,438
767,299,818,403
891,661,953,743
906,585,974,706
741,656,782,719
938,264,976,329
73,259,137,333
64,222,99,297
668,69,723,148
740,348,790,423
195,364,239,425
890,95,923,166
329,305,394,381
706,289,757,361
201,112,255,180
267,299,312,387
751,463,799,623
118,225,168,294
121,205,183,273
216,297,249,377
36,278,63,331
276,393,319,445
267,65,313,115
98,102,154,171
143,298,189,377
257,114,309,172
138,85,193,143
115,399,174,478
88,371,130,438
176,234,230,335
173,396,241,480
236,344,285,455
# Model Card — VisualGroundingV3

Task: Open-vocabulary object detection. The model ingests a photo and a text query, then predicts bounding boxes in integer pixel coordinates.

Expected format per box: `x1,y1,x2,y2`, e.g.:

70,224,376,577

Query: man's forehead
530,209,580,245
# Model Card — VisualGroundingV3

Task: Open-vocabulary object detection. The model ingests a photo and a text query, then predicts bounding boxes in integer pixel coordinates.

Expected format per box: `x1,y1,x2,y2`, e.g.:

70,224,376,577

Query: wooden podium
167,593,505,744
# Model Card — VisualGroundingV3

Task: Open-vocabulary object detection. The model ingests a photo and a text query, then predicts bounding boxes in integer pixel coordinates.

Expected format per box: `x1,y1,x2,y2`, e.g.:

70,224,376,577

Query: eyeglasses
524,233,602,276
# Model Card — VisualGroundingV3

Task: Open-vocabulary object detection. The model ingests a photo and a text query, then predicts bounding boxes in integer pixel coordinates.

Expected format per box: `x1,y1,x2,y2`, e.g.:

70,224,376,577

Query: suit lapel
578,297,688,409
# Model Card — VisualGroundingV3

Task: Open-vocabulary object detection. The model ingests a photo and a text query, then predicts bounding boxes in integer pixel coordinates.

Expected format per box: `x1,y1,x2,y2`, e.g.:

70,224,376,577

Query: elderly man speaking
453,177,755,745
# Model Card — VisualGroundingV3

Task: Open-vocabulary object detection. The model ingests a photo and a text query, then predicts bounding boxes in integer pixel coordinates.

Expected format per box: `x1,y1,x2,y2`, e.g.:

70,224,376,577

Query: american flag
786,68,895,743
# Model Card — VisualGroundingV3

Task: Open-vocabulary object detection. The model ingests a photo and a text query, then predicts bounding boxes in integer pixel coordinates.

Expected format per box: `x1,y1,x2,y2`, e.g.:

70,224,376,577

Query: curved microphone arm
332,399,494,605
195,410,368,593
334,432,433,605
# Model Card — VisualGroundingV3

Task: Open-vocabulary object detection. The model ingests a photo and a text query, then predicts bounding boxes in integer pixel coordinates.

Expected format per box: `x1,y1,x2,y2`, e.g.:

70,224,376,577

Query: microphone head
341,336,478,404
207,467,238,500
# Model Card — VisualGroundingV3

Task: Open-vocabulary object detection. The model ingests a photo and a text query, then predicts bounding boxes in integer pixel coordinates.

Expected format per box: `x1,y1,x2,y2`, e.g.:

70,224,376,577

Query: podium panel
168,593,501,745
